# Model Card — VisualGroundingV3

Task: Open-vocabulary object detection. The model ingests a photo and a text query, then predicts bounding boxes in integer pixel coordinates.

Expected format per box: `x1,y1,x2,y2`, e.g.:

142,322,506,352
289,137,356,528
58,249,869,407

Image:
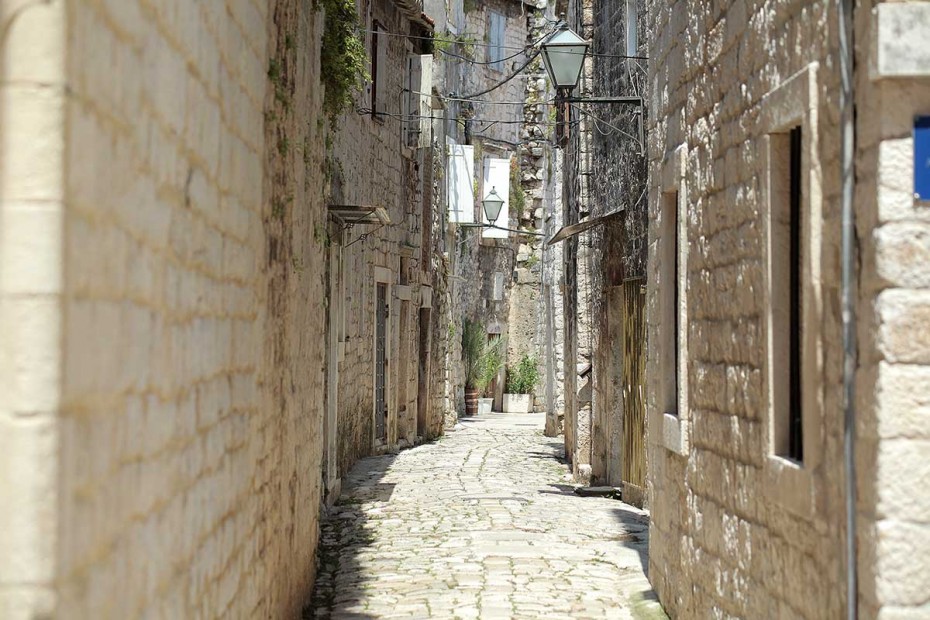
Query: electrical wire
452,49,542,99
355,27,648,60
569,103,640,145
354,105,574,129
406,89,532,105
437,29,551,66
439,46,527,65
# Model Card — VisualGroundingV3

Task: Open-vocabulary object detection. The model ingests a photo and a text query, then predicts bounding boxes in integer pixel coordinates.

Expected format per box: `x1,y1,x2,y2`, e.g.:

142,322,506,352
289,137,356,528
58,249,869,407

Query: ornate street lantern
482,187,505,226
540,23,590,90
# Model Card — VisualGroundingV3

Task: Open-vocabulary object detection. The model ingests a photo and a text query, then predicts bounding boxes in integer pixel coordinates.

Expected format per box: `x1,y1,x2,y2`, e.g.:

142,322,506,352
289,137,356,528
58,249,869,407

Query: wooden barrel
464,387,479,416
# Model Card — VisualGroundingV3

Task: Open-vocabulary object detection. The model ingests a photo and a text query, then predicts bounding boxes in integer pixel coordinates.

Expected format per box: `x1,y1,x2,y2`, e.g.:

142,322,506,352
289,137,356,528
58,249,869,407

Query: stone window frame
372,266,394,448
655,143,690,456
758,62,824,519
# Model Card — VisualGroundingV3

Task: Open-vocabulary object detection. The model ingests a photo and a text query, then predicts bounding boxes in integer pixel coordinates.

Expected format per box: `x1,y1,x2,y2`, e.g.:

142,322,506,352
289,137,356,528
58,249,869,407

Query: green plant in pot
462,319,504,416
477,337,504,414
503,354,540,413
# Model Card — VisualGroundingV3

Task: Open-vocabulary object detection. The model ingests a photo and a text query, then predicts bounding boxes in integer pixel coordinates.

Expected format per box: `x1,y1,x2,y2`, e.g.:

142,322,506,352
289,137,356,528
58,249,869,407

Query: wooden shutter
489,11,505,71
482,157,511,238
405,54,433,147
447,144,475,223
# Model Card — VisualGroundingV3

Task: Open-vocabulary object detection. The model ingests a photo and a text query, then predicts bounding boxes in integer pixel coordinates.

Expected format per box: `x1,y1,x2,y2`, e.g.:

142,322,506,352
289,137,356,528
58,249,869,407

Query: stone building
565,0,650,500
513,4,566,431
646,0,930,617
322,0,442,503
0,0,448,616
547,0,590,476
553,0,648,490
0,0,325,616
426,0,559,418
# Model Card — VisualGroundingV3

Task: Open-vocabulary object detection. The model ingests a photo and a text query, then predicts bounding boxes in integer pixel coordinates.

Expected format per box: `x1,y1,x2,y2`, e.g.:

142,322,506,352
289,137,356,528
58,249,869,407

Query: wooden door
621,278,647,504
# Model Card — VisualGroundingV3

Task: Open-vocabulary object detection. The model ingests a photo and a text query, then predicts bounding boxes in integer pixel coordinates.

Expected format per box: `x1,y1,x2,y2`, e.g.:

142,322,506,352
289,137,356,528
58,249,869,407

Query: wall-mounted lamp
482,186,505,226
540,22,643,108
539,22,645,153
540,23,589,90
461,186,545,238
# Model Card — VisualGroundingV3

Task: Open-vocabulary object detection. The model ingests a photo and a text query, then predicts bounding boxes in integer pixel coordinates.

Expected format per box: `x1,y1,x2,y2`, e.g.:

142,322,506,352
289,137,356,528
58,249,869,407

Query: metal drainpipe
838,0,858,617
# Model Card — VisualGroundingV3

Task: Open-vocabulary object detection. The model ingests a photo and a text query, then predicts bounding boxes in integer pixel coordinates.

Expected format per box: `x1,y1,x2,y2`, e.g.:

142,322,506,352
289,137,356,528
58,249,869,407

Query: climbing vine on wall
510,156,525,221
317,0,368,124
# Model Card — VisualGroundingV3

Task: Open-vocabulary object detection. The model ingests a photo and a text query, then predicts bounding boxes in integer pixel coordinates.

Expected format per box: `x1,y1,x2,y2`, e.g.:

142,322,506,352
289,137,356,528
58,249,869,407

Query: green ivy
317,0,368,125
510,157,525,220
433,31,478,61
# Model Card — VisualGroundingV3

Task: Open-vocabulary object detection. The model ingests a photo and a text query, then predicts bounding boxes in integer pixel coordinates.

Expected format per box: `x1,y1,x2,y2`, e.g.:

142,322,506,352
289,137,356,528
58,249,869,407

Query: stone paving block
308,413,663,619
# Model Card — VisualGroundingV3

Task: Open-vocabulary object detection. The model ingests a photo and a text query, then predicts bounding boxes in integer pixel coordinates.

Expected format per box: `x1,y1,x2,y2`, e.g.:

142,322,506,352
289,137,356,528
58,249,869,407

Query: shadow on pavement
610,506,651,575
525,450,569,464
304,452,400,619
536,483,578,496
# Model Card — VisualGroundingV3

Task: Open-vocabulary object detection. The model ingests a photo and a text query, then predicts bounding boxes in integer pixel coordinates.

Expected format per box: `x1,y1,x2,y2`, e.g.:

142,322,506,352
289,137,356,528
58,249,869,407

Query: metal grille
375,283,388,440
621,279,647,490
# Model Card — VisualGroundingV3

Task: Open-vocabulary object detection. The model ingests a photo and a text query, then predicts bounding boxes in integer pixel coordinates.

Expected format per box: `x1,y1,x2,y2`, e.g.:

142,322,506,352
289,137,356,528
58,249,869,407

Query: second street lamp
460,186,544,237
482,187,505,226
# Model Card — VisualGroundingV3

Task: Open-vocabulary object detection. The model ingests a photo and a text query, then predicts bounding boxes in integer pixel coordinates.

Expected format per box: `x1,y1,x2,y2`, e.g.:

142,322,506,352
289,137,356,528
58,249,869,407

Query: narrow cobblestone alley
308,413,665,619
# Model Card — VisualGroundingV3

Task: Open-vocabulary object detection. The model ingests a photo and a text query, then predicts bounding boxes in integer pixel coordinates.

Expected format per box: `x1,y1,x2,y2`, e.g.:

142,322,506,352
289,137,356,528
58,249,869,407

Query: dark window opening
370,22,385,119
788,125,803,462
661,190,680,416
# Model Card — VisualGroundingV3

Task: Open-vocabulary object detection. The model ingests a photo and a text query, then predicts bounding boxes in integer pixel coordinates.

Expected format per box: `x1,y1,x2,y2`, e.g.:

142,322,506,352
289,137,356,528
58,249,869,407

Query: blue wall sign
915,116,930,201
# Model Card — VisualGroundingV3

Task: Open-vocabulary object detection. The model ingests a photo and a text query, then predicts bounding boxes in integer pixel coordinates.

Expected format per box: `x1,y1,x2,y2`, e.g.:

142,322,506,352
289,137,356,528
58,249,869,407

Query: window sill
763,454,814,519
661,412,689,456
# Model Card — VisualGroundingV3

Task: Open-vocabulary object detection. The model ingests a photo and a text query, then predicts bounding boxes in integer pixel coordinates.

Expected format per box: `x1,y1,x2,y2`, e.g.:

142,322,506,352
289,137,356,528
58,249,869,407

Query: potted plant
462,319,504,416
477,338,504,415
503,354,540,413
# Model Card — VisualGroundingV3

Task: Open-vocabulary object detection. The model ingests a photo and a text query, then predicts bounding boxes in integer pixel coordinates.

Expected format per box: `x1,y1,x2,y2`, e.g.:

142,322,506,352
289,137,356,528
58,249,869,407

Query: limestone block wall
585,0,649,488
558,0,592,474
507,8,562,417
854,2,930,616
1,0,328,617
645,0,848,617
460,0,525,148
441,0,532,415
330,0,431,473
0,0,66,616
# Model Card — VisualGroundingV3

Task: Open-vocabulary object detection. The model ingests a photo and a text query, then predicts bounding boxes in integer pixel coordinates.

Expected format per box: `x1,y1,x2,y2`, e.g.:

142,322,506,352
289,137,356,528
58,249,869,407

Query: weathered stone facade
324,0,441,497
559,0,600,480
425,0,560,419
561,0,650,494
509,5,565,424
1,0,327,616
645,0,930,617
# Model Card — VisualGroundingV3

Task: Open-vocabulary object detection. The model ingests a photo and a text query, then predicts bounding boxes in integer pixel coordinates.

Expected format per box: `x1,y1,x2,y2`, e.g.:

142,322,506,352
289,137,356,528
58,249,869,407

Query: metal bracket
345,223,386,248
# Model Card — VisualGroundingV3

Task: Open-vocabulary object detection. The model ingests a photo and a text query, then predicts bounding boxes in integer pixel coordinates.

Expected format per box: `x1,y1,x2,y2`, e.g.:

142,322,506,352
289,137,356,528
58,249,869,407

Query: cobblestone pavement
308,413,666,619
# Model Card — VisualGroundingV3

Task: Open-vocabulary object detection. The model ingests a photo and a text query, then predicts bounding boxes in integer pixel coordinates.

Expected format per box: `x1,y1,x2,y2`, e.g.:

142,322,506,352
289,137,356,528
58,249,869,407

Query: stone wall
0,0,65,615
441,0,531,415
646,0,846,615
329,0,436,473
853,2,930,616
508,5,563,418
582,0,649,489
560,0,593,476
644,0,930,617
1,0,328,617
